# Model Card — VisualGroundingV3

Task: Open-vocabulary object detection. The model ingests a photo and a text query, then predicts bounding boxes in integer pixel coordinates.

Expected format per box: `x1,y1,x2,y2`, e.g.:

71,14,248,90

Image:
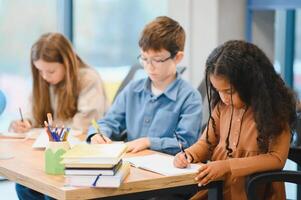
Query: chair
247,170,301,200
113,64,187,102
246,112,301,200
197,78,209,132
0,90,6,115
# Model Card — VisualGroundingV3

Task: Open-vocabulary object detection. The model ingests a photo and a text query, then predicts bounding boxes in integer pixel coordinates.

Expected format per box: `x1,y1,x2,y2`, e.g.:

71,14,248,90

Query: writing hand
91,133,112,144
9,120,32,133
173,152,192,168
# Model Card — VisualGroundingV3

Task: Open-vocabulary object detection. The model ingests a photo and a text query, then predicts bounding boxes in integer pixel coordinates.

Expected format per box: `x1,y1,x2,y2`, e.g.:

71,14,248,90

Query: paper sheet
0,128,44,139
124,154,201,176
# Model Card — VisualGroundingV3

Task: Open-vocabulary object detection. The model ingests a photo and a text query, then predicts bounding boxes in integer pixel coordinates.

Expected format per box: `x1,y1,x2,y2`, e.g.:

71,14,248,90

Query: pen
44,121,57,141
58,126,65,138
91,119,107,142
174,132,188,159
19,107,24,122
44,121,53,141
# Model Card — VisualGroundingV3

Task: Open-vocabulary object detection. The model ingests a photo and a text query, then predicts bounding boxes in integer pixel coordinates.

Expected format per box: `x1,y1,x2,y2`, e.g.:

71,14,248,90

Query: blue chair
0,90,6,115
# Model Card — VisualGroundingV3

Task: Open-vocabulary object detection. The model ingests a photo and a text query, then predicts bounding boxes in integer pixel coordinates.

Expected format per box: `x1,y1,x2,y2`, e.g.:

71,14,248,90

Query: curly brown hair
204,40,296,155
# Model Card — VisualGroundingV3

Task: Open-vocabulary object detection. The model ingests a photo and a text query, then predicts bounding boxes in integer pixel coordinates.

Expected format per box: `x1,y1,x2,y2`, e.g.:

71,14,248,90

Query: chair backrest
0,90,6,115
113,64,187,102
197,78,209,132
292,112,301,147
113,64,143,101
246,170,301,200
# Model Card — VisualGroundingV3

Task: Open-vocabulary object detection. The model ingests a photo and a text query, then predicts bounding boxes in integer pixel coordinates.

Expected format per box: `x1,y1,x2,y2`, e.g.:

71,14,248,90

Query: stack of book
61,143,130,188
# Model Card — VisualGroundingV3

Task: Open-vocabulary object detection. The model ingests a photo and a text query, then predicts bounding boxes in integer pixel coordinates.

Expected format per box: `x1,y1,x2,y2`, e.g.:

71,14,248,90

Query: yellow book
61,143,127,165
64,163,117,169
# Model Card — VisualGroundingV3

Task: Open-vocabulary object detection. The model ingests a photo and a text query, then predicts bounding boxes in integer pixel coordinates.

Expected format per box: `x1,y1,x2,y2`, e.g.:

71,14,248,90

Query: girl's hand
9,120,32,133
173,152,192,168
195,160,230,186
126,138,150,153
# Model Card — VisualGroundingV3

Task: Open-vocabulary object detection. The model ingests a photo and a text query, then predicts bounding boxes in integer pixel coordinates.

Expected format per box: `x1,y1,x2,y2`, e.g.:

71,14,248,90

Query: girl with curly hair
174,40,296,200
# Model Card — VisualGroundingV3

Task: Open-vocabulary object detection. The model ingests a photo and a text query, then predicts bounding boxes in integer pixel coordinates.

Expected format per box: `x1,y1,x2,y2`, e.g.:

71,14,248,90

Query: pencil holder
45,141,70,175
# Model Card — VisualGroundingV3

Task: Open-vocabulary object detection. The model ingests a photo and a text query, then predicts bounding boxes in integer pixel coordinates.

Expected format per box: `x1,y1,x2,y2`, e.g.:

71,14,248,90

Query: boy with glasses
87,16,202,155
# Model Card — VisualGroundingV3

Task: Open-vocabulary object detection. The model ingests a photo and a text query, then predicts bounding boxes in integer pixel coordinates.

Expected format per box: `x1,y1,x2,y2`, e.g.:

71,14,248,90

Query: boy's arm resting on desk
149,92,203,155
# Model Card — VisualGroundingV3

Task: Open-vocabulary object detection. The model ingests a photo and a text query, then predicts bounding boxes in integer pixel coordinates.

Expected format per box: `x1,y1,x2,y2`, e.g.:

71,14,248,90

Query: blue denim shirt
87,74,202,155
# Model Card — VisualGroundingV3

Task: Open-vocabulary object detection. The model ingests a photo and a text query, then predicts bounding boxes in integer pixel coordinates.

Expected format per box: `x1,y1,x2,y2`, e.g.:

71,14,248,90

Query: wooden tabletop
0,138,198,200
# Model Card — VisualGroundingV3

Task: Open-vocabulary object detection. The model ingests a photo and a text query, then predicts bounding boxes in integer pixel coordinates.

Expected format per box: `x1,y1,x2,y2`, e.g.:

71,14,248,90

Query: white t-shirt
151,83,164,96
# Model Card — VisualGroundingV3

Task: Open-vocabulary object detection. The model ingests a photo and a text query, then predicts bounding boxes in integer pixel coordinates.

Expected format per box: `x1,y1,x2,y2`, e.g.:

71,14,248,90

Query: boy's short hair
139,16,185,55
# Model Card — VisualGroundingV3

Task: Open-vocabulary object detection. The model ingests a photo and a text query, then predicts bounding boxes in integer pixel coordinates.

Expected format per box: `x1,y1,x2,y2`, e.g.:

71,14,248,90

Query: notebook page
124,154,201,176
0,128,44,139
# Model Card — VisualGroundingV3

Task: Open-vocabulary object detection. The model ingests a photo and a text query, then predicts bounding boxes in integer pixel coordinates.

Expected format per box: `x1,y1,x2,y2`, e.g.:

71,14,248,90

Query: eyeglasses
137,52,177,68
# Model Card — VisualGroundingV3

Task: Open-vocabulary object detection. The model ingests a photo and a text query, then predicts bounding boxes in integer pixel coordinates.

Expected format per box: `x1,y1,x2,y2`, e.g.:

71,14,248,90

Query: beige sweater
25,67,109,132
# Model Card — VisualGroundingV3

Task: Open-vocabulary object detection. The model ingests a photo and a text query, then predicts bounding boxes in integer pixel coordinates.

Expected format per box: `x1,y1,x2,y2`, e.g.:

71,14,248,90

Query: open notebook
124,154,201,176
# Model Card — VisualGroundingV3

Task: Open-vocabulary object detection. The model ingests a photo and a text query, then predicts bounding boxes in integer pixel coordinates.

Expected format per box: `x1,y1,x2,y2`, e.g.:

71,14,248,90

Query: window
73,0,168,67
0,0,57,129
294,10,301,100
73,0,167,102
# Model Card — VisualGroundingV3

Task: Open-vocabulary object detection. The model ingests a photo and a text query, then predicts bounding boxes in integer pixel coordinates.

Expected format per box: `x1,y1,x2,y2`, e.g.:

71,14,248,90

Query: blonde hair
31,32,87,126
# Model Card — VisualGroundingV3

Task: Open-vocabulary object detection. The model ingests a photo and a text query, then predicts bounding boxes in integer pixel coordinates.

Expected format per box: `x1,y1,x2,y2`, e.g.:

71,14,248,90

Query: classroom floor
0,179,18,200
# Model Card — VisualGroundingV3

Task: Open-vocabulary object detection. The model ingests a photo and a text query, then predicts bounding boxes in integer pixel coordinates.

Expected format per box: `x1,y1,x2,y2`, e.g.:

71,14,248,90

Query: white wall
252,10,275,61
168,0,246,87
218,0,246,43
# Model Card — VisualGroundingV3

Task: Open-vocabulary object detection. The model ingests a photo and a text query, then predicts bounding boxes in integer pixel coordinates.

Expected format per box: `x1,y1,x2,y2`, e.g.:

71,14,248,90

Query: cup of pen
44,126,70,175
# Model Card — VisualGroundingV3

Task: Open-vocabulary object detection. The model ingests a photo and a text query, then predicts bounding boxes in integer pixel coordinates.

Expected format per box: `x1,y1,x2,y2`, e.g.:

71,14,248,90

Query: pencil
19,107,24,122
44,121,53,141
91,119,107,142
63,128,70,141
174,132,188,159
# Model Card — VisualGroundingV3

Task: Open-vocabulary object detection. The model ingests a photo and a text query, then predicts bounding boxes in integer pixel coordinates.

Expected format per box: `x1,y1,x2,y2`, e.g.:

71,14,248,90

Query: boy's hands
173,152,192,168
90,134,112,144
126,137,150,153
195,160,230,186
9,120,32,133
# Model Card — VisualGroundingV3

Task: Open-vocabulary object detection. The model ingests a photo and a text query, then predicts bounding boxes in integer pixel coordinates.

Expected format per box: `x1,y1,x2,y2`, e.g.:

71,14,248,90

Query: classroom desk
0,138,223,200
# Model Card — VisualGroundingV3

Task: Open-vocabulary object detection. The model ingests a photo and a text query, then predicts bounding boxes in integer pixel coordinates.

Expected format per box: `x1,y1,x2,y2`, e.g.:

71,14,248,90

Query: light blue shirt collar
134,73,180,101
